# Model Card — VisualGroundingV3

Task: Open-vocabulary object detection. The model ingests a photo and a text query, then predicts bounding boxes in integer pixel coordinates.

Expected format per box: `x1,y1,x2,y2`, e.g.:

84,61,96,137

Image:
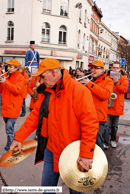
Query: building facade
98,22,118,70
88,2,103,64
0,0,94,70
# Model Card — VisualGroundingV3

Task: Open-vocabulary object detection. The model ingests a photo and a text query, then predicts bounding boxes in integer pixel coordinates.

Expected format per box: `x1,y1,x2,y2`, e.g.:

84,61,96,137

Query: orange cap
6,59,20,67
32,58,60,77
89,60,104,68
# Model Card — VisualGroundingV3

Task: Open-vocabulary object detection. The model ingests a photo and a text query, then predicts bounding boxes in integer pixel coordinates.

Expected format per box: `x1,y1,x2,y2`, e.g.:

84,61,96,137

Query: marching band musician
79,60,113,150
0,59,24,152
10,58,98,194
104,61,128,148
25,41,40,72
19,65,29,117
27,76,41,111
27,75,41,140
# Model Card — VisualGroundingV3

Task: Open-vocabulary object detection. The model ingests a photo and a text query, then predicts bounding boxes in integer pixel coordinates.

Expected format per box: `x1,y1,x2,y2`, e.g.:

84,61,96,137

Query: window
77,30,80,48
59,25,67,44
89,38,93,53
83,33,85,50
90,19,93,31
43,0,51,13
41,23,50,42
79,8,82,22
60,0,68,16
7,21,14,41
94,41,97,55
84,9,87,27
7,0,14,12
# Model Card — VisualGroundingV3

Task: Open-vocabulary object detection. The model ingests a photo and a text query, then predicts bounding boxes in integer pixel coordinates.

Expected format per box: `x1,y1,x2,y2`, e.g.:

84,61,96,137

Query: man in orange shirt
104,61,128,148
0,59,24,152
10,58,98,194
80,60,113,150
27,75,41,140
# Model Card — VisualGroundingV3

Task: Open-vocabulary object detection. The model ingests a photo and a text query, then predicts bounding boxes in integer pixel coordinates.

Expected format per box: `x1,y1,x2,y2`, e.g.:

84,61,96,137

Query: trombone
76,73,94,81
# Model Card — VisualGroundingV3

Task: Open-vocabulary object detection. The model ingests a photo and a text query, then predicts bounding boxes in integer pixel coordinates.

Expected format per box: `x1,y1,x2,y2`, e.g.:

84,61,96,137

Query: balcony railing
84,22,87,27
43,9,51,14
60,10,68,16
41,38,50,42
7,36,14,41
7,8,14,12
59,40,66,44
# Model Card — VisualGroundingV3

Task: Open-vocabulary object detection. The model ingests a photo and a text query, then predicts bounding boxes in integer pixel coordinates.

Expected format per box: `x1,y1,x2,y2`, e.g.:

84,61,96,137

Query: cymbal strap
79,161,89,171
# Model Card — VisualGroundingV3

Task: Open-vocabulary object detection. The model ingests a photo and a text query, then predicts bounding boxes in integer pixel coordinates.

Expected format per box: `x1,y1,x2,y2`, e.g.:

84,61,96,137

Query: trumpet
0,71,9,78
76,73,94,81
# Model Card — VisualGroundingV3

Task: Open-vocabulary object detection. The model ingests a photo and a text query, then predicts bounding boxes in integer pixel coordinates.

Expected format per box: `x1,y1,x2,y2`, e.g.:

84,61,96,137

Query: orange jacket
86,73,113,122
0,70,24,118
27,76,41,109
21,72,29,98
108,75,128,116
14,69,99,172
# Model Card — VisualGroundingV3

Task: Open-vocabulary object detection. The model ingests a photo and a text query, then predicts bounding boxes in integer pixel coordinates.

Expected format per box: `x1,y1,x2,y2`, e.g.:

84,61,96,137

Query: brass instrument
0,71,9,78
108,92,117,108
33,76,38,102
76,73,94,81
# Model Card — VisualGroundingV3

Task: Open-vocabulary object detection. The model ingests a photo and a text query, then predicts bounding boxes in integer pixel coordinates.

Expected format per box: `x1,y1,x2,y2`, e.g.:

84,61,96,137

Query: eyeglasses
40,74,45,79
112,67,120,69
90,67,103,70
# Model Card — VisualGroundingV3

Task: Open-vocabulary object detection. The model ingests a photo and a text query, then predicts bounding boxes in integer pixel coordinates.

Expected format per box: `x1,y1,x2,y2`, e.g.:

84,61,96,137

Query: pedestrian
75,68,83,78
126,78,130,99
79,60,113,150
25,67,31,78
19,65,29,117
25,41,40,72
71,69,76,79
27,75,41,140
104,61,128,148
10,58,98,194
0,59,24,152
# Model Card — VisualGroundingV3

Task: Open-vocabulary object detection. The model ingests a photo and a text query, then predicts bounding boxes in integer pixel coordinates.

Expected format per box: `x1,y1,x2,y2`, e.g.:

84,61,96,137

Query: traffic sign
119,58,125,65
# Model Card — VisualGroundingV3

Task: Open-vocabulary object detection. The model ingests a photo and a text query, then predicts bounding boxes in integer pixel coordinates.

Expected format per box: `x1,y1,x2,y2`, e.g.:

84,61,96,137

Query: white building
0,0,94,70
98,22,118,70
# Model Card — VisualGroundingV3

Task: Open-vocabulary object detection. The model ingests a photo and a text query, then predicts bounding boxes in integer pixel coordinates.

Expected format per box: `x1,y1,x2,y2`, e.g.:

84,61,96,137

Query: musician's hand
113,77,118,84
0,76,6,83
35,82,40,88
77,156,93,172
31,92,34,97
79,78,90,86
10,140,22,152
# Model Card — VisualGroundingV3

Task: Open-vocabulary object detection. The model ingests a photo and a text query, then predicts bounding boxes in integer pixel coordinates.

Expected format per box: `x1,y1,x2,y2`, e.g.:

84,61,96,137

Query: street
0,95,130,194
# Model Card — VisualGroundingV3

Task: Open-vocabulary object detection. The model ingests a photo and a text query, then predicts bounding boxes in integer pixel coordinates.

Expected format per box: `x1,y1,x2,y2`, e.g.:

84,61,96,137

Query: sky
95,0,130,40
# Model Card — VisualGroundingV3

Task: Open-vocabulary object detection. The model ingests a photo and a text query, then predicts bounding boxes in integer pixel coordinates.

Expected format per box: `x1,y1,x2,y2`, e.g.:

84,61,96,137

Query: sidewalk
0,96,130,194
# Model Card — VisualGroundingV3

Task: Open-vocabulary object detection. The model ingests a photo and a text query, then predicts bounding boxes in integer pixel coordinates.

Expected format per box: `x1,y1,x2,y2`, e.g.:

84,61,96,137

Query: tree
117,36,130,72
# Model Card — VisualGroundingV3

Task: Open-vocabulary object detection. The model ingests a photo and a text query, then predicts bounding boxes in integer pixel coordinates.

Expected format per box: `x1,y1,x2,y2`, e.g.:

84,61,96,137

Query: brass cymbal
59,140,108,192
0,140,37,167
